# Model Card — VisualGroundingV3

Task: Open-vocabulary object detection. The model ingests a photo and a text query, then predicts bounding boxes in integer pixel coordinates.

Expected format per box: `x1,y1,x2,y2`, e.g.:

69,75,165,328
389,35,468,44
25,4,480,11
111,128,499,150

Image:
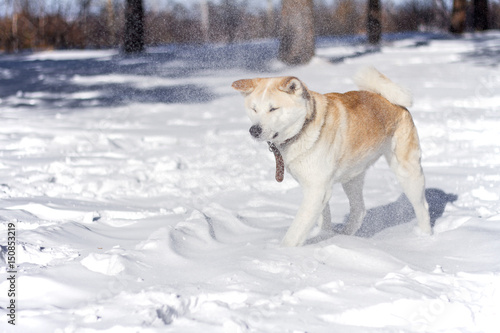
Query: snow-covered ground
1,32,500,332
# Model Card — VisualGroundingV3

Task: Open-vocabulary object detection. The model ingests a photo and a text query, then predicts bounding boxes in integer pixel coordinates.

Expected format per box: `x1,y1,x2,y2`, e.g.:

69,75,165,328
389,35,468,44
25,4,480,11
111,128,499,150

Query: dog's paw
280,236,303,247
338,224,361,236
280,239,298,247
413,225,433,236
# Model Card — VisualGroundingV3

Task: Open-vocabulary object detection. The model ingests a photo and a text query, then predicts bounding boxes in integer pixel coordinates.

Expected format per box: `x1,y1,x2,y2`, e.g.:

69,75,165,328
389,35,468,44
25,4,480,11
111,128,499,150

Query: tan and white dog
232,67,431,247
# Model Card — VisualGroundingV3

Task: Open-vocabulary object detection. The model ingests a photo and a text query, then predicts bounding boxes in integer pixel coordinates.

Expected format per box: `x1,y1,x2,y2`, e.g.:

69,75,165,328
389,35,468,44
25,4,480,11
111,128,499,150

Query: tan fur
322,91,407,165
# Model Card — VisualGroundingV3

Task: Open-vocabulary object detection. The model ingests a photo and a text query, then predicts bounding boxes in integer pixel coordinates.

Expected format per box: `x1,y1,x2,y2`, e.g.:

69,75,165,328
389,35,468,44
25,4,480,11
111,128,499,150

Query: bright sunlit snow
1,32,500,332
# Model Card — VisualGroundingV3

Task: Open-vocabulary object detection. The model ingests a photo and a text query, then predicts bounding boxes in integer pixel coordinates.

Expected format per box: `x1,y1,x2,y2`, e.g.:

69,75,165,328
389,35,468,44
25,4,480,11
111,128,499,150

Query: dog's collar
280,96,317,148
266,97,316,182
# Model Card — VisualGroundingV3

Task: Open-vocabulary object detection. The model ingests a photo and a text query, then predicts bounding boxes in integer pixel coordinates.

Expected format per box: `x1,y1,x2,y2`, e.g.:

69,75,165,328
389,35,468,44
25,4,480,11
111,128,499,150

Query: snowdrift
1,32,500,332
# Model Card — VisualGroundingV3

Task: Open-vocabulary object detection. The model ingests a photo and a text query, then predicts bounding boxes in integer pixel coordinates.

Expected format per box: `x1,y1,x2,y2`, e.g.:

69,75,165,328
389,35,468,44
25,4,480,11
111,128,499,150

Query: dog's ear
279,77,304,96
232,79,256,96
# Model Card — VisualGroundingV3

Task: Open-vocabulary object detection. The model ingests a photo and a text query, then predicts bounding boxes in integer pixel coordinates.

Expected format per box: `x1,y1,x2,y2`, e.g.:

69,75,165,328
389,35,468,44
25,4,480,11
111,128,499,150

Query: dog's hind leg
387,116,432,235
341,172,366,235
318,204,332,231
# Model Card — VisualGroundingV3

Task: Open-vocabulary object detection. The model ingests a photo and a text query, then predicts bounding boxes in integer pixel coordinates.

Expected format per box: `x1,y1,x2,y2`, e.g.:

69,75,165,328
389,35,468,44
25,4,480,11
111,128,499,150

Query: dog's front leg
281,184,331,247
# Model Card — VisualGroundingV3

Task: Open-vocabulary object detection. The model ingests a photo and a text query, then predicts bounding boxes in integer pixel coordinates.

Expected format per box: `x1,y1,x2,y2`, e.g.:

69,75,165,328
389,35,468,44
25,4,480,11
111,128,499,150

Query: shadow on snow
2,32,497,110
307,188,458,244
0,33,500,112
0,41,279,109
463,32,500,67
352,188,458,238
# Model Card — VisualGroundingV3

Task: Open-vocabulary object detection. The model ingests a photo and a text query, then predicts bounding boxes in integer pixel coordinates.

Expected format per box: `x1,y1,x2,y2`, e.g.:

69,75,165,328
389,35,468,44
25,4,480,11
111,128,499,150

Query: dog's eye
251,107,257,113
269,107,279,113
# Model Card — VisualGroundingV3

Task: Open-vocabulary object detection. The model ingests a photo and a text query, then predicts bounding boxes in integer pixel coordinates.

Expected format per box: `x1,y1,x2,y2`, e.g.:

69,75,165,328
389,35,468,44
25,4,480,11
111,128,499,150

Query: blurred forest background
0,0,499,53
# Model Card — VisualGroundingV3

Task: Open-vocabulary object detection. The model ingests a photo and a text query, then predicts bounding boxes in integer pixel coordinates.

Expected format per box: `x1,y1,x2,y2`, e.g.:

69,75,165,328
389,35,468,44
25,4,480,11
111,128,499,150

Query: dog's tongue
268,143,284,182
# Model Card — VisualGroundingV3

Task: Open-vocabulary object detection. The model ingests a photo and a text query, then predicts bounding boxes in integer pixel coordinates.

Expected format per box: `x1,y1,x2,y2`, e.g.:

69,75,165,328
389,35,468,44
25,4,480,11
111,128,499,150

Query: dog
232,67,431,247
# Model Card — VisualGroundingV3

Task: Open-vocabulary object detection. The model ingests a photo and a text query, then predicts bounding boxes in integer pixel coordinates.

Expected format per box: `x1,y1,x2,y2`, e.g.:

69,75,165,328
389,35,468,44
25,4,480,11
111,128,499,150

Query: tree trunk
266,0,275,38
107,0,116,47
367,0,381,45
124,0,144,53
222,0,238,44
433,0,449,30
450,0,467,34
473,0,489,31
278,0,315,66
79,0,92,49
12,12,19,52
200,0,210,43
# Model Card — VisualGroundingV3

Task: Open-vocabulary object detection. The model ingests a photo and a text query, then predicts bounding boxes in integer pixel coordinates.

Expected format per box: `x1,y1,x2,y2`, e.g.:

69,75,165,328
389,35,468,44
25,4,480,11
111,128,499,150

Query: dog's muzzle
249,125,262,138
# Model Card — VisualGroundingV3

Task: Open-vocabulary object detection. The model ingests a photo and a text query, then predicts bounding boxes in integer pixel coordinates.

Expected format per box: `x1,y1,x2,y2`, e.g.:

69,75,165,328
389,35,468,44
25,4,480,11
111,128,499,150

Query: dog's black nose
249,125,262,138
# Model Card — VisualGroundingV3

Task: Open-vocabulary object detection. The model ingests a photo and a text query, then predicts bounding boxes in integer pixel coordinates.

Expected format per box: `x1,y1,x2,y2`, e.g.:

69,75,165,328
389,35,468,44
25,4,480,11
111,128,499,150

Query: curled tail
353,67,413,108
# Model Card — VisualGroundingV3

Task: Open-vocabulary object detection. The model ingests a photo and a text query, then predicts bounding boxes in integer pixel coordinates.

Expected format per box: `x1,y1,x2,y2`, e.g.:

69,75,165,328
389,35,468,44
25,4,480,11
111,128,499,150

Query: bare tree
432,0,449,30
278,0,315,65
124,0,144,53
200,0,209,43
106,0,116,46
266,0,275,37
474,0,489,31
221,0,238,43
367,0,381,45
4,0,20,52
450,0,467,33
79,0,92,47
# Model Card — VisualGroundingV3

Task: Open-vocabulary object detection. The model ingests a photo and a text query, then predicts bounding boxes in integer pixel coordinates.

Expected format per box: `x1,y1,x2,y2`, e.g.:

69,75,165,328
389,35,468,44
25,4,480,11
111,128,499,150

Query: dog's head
232,76,311,144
